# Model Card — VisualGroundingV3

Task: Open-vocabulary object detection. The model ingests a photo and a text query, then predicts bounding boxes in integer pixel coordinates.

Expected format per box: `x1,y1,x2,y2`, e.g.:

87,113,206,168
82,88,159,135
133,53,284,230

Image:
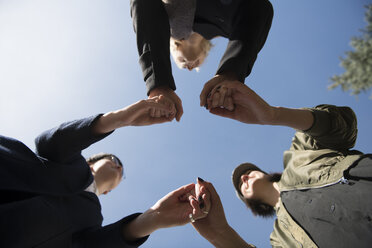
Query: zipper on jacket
339,176,350,184
281,176,350,192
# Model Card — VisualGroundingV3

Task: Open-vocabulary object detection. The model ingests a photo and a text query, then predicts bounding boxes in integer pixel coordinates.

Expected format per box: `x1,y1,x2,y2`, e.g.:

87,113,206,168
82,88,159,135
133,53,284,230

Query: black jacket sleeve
74,213,149,248
35,115,113,164
216,0,273,82
130,0,176,95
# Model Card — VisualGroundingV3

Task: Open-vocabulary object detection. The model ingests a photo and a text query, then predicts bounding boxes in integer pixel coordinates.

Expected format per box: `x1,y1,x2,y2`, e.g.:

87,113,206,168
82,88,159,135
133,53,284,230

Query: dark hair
86,153,122,166
242,173,282,218
86,153,124,178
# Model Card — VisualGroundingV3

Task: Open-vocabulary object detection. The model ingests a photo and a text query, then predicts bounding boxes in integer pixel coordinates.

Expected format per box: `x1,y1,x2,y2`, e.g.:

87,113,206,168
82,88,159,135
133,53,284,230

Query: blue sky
1,0,371,247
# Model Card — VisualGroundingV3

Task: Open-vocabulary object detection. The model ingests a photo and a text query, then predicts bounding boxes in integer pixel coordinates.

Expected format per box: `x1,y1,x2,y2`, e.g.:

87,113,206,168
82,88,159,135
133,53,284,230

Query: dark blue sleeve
73,213,149,248
35,114,113,164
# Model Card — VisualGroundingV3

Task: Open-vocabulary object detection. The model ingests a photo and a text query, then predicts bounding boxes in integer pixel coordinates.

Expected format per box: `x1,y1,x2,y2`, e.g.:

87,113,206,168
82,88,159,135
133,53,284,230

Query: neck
263,182,280,208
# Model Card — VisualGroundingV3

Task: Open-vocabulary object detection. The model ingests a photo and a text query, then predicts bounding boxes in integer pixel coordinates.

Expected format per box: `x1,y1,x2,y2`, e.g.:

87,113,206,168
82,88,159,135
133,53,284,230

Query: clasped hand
148,74,276,125
150,179,211,229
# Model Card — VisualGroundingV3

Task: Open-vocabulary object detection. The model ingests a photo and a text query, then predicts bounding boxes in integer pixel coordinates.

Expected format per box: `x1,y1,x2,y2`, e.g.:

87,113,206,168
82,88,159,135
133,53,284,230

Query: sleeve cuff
301,107,331,137
120,213,150,247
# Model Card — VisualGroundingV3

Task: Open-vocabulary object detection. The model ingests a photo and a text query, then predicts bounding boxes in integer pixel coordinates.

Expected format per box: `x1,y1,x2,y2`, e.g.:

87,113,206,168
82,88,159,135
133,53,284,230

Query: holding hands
149,86,183,122
92,95,175,135
205,80,276,125
204,80,314,131
122,182,211,242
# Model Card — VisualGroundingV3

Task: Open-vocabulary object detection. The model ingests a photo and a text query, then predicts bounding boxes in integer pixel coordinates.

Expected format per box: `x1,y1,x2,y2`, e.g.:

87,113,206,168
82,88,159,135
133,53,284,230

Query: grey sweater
162,0,196,40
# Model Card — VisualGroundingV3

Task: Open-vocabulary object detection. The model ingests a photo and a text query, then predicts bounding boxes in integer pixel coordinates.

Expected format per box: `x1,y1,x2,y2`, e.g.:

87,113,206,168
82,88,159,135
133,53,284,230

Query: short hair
170,36,213,70
86,153,124,177
241,172,282,218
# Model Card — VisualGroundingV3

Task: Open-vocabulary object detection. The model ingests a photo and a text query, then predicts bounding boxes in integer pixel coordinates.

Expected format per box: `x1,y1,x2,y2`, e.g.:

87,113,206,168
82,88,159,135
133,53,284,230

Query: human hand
206,81,276,125
191,178,230,242
92,96,173,134
121,183,209,242
149,86,183,122
179,178,211,224
150,183,208,229
199,74,238,108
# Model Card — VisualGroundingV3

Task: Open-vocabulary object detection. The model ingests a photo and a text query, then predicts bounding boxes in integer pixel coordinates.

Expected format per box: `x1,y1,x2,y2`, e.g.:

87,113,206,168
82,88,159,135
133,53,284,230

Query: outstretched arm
192,179,255,248
130,0,183,121
36,96,172,163
207,81,314,131
121,183,208,242
92,96,173,134
200,0,273,108
207,81,358,150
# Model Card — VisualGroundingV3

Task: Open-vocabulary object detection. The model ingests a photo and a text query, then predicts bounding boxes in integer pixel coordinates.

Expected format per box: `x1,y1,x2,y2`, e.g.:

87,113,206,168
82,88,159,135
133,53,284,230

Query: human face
91,156,123,193
239,170,268,200
171,33,206,71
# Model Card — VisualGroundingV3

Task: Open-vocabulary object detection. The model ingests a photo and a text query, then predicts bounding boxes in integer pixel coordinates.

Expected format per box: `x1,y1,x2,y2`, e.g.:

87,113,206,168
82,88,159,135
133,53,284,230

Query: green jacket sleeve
291,104,358,152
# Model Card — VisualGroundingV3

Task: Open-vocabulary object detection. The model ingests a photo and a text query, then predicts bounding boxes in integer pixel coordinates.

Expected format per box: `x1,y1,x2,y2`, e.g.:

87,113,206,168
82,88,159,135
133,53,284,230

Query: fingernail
197,177,205,182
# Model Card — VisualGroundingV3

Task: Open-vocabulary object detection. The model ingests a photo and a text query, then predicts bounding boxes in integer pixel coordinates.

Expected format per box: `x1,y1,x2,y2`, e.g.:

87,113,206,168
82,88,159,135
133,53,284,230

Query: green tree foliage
329,4,372,98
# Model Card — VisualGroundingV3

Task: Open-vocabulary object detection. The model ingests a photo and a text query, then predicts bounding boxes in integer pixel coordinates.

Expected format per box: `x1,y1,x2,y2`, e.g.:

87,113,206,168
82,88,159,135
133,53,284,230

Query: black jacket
130,0,273,94
0,115,147,248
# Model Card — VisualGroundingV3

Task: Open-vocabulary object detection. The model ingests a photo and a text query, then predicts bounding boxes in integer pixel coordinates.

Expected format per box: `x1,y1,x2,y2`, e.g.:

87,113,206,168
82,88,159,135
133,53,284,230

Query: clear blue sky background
1,0,371,247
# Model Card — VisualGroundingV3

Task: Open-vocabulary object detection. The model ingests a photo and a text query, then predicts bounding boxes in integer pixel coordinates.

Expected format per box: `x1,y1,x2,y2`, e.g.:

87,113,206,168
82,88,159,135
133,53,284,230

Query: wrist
122,209,160,241
267,106,282,126
209,225,237,247
149,86,172,97
202,223,231,245
216,72,239,82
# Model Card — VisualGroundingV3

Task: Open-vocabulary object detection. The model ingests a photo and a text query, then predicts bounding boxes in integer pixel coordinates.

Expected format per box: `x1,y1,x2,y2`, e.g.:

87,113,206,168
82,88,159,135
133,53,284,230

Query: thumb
209,107,235,119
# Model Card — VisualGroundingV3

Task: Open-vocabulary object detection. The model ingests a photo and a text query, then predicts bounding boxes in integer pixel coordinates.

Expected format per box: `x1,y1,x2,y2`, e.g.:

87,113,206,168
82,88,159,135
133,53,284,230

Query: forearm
270,107,314,131
130,0,175,94
35,115,110,162
91,110,124,135
217,0,273,82
122,209,159,242
207,225,254,248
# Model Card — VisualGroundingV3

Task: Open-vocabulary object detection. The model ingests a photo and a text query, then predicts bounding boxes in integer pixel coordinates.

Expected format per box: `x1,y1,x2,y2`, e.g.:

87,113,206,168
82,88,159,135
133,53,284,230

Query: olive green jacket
269,104,363,248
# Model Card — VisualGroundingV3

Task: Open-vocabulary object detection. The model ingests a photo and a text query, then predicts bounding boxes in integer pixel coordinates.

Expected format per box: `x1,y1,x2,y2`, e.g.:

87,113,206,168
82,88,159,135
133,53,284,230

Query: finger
200,85,212,107
160,109,167,118
186,193,196,202
224,96,235,111
171,183,195,198
202,193,211,214
209,84,221,101
202,182,221,203
209,107,235,119
149,116,173,124
205,93,213,110
190,198,205,220
190,198,200,215
174,99,183,122
218,86,227,107
211,91,221,109
227,87,233,100
200,77,220,106
150,107,156,117
146,101,172,113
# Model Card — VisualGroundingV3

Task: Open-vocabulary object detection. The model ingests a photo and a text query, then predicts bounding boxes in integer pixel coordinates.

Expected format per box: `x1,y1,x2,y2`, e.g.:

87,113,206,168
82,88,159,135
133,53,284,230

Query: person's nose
187,65,194,71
